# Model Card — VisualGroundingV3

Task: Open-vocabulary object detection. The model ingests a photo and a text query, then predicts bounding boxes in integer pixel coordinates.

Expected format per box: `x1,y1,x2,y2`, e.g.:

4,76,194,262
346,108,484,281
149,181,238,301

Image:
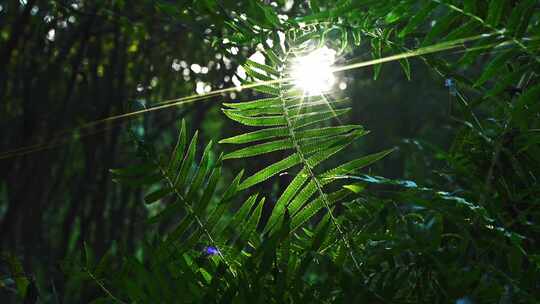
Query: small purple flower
203,246,220,256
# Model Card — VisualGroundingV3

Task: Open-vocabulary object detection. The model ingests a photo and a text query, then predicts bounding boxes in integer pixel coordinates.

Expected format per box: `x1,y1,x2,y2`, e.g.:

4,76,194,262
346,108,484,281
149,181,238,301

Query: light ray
1,32,529,159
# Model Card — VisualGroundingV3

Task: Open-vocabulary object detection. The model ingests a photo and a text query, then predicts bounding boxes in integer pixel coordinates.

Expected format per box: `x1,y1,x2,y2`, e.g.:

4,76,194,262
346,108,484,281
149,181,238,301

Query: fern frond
220,37,394,270
111,120,246,272
219,127,289,144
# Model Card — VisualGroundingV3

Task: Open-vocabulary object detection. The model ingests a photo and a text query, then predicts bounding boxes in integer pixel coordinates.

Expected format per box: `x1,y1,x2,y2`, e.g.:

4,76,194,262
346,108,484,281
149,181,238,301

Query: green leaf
239,153,302,190
291,108,351,129
371,37,383,80
144,187,173,204
251,83,280,95
294,30,321,46
222,170,244,201
239,197,265,241
264,167,310,234
194,166,221,215
256,2,280,28
244,65,274,82
299,130,364,154
442,20,480,43
223,109,286,127
295,125,365,140
226,106,283,117
168,119,188,174
310,212,332,251
513,83,540,130
185,141,214,200
287,179,318,216
486,0,506,27
309,0,320,13
291,189,350,232
422,12,459,47
398,2,437,38
229,194,260,233
342,183,365,194
223,138,293,159
223,97,281,110
245,59,279,77
165,213,194,242
352,28,361,46
321,148,396,179
146,200,184,224
506,0,536,37
474,50,515,87
399,58,411,81
385,2,409,24
486,64,529,97
266,142,356,234
219,127,289,144
264,48,283,66
463,0,476,14
175,131,198,187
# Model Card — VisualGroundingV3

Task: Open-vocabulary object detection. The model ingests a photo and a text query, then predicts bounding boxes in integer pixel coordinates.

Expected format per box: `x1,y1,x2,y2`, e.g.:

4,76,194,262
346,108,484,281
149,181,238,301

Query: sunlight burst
290,46,336,95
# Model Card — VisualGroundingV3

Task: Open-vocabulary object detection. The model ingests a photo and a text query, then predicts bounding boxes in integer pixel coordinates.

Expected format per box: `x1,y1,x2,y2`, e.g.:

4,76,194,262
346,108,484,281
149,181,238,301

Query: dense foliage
1,0,539,303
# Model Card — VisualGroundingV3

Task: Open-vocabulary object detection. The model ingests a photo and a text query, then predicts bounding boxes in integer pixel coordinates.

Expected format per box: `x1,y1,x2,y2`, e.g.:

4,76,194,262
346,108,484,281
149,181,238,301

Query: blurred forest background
0,0,538,303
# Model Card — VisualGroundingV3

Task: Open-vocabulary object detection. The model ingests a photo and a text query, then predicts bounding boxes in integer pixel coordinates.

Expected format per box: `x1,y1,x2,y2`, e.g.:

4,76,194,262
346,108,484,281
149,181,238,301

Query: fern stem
86,268,127,304
277,48,362,273
278,43,388,302
147,149,235,276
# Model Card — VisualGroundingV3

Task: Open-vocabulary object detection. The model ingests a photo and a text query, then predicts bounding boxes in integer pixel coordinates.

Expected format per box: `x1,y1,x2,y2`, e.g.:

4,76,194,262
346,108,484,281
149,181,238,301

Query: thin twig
86,268,126,304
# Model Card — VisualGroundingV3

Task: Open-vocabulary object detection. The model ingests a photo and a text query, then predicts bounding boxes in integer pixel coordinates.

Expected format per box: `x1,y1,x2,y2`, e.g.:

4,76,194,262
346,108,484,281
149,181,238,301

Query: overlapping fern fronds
110,121,270,265
220,31,394,268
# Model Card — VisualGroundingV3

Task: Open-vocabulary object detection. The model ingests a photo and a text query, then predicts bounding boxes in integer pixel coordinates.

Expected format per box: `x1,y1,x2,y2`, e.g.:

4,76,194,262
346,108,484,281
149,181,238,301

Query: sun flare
290,46,337,95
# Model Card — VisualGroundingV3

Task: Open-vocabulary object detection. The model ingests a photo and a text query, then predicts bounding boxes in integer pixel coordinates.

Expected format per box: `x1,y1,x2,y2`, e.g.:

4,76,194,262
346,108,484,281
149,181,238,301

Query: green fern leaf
321,148,396,179
290,108,351,129
175,131,199,187
223,138,294,159
223,97,282,110
226,106,283,116
245,59,280,77
223,109,286,126
486,0,506,27
185,141,214,199
168,119,188,174
238,154,302,190
228,194,260,235
250,84,280,96
219,127,289,144
144,187,173,204
239,197,265,242
295,125,366,139
291,189,350,232
194,166,221,216
398,2,437,38
264,167,310,234
474,50,516,87
264,141,357,234
244,65,274,82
